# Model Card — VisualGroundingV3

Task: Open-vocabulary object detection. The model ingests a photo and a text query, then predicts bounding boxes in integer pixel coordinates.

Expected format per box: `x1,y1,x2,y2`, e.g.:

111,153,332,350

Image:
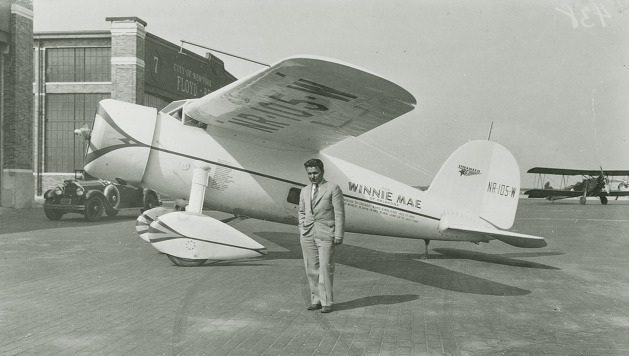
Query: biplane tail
428,140,521,230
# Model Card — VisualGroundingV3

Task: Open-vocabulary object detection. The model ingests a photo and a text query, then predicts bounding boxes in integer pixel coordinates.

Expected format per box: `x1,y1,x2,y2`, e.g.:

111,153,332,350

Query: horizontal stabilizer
446,223,547,248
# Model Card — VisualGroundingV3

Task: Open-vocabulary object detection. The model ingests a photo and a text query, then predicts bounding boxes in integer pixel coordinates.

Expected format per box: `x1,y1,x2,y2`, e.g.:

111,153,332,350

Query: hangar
0,5,236,208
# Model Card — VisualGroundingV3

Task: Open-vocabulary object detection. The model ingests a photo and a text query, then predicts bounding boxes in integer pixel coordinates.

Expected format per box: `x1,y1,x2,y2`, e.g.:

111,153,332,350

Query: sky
33,0,629,187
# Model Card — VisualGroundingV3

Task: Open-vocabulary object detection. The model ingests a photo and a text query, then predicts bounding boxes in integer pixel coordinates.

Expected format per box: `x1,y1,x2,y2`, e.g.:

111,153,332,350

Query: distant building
32,17,236,198
0,0,34,208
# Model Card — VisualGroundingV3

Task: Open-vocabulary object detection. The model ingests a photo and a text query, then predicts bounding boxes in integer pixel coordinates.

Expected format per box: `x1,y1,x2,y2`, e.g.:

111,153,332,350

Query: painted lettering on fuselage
227,77,358,133
487,181,517,198
348,182,422,209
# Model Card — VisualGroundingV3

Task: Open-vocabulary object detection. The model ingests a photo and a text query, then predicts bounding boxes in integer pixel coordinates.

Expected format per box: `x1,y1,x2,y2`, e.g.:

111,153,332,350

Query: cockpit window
160,100,188,115
160,99,206,129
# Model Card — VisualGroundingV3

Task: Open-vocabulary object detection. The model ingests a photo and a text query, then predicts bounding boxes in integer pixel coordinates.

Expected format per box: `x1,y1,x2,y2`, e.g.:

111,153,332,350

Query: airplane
82,55,546,266
524,167,629,204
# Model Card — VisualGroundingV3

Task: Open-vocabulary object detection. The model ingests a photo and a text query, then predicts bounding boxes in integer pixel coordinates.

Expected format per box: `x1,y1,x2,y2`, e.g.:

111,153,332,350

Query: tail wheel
167,255,207,267
84,196,104,222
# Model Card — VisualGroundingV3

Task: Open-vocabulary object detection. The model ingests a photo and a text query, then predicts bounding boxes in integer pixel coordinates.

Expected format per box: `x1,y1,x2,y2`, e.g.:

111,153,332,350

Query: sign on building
144,34,234,101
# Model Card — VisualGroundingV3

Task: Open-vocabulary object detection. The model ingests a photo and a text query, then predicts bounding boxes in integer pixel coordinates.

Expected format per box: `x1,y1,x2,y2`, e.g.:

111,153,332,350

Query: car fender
43,189,54,200
85,190,107,202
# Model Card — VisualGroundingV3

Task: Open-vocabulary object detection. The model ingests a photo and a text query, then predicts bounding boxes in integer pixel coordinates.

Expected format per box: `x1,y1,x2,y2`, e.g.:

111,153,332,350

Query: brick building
30,16,236,202
0,0,33,208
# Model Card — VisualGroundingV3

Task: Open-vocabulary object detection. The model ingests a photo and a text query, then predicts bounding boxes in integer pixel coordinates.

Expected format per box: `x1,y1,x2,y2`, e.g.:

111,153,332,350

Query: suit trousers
300,234,335,306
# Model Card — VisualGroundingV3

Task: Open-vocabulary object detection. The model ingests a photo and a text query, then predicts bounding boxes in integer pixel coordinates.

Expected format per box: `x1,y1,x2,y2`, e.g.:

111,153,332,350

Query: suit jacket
298,180,345,240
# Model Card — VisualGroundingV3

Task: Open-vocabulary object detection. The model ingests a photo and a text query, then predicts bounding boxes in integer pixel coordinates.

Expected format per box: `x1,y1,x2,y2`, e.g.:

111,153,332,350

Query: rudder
427,140,521,229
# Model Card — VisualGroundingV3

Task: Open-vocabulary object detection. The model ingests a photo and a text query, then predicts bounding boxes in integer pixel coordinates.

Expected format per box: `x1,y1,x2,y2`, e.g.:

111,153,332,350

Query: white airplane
83,55,546,266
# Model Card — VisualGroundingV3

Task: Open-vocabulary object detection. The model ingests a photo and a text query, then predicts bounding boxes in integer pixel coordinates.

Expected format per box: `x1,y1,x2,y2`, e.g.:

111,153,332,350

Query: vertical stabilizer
428,141,521,229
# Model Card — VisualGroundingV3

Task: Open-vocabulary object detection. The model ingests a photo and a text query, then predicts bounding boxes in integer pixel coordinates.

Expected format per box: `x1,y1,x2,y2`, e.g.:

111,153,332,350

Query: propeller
73,124,92,141
600,166,611,194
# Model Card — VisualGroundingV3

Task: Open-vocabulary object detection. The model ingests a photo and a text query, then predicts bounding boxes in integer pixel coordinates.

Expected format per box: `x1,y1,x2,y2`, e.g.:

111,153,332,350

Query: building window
45,93,110,172
46,47,111,82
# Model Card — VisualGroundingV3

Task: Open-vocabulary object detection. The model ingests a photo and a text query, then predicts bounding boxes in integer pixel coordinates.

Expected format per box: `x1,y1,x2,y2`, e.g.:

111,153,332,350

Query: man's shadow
332,294,420,311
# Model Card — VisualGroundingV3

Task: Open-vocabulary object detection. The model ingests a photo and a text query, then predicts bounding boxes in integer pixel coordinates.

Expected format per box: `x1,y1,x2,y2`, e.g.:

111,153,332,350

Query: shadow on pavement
333,294,419,311
256,232,533,296
432,248,562,269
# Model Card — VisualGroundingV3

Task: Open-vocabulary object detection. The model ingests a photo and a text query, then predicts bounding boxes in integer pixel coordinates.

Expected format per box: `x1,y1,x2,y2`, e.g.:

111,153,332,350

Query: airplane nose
84,99,158,186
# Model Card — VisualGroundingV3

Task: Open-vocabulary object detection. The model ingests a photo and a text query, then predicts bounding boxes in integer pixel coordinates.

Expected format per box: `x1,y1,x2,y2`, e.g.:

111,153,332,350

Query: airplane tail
428,141,545,248
428,140,521,230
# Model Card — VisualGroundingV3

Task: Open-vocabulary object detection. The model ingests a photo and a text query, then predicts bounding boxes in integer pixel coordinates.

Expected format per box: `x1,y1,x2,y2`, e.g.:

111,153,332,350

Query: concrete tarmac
1,199,628,355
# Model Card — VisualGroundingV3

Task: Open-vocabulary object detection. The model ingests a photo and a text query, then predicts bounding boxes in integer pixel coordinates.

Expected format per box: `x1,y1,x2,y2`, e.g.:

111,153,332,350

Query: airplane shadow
255,232,534,296
432,248,562,270
333,294,419,311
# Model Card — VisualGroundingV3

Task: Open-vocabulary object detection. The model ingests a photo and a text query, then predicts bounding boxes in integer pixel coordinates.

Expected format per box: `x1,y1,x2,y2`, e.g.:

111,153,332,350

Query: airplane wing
524,189,583,198
528,167,629,176
184,55,417,150
524,189,629,198
606,191,629,197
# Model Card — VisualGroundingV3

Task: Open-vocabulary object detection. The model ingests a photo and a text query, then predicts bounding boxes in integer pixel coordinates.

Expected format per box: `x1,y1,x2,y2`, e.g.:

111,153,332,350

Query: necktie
311,184,318,210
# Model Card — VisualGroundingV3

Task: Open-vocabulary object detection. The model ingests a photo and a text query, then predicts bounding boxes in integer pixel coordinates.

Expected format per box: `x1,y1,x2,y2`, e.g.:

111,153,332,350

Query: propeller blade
600,166,611,194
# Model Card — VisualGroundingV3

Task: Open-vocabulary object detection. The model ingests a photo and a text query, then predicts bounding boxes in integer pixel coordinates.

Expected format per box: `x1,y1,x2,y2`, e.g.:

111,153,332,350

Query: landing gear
421,239,430,259
600,196,608,205
579,196,586,205
167,254,207,267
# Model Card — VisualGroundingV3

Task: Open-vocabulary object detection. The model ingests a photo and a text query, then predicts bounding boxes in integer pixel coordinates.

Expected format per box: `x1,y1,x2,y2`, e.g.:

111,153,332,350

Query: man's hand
334,238,343,245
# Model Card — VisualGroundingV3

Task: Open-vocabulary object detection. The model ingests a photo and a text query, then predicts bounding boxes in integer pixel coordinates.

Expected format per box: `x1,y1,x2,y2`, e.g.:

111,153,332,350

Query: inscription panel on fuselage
345,180,423,224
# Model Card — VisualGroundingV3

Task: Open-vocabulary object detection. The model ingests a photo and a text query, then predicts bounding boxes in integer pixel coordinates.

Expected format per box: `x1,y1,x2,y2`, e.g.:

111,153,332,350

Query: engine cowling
84,99,157,187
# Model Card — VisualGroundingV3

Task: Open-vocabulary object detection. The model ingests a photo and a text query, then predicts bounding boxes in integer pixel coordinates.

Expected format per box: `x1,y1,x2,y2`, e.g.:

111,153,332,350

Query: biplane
524,167,629,204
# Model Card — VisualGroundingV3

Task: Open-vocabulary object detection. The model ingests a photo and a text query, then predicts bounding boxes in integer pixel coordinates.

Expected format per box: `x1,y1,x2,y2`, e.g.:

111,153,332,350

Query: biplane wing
527,167,629,176
524,189,584,199
524,189,629,198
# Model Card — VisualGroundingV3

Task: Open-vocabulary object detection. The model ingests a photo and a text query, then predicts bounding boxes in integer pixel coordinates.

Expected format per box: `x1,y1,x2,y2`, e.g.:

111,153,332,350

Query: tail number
487,181,517,198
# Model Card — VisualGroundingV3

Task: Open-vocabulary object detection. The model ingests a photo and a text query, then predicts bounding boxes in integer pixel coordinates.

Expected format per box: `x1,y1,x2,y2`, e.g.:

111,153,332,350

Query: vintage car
43,172,161,222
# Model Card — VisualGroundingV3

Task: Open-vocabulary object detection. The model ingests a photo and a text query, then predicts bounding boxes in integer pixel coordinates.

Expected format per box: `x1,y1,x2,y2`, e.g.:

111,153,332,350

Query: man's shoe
306,303,322,310
321,306,332,313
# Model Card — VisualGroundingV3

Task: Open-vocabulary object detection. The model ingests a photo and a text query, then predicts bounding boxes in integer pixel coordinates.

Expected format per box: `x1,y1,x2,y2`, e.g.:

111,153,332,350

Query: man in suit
298,159,345,313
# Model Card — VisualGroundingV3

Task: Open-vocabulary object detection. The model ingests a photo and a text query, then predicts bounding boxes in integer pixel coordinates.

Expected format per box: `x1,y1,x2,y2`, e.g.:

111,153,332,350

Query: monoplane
82,56,546,266
524,167,629,204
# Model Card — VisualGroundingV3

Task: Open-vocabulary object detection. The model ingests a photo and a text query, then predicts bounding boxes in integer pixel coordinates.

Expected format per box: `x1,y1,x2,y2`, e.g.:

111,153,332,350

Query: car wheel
44,199,64,221
84,196,104,222
142,193,158,212
167,255,207,267
106,209,119,217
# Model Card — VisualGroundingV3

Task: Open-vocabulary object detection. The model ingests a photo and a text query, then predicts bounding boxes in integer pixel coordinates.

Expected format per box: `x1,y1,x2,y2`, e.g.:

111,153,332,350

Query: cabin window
286,187,301,205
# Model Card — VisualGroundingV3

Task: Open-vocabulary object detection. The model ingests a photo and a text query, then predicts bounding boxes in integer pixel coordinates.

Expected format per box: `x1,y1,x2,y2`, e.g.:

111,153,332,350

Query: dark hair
304,159,324,172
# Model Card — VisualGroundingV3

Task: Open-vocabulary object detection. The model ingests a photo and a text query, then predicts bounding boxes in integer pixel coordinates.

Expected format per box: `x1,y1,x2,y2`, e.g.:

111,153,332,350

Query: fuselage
85,101,489,244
